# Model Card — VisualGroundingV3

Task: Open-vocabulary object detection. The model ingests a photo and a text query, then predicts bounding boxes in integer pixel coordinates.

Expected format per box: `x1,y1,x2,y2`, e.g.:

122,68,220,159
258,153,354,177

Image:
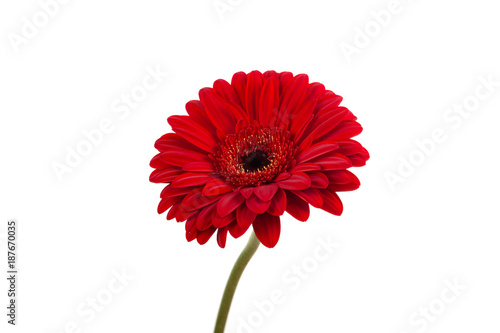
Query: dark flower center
214,125,296,186
241,149,270,172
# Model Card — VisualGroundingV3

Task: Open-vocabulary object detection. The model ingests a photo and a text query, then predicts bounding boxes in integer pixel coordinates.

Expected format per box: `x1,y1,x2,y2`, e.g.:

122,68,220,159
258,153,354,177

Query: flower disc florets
215,125,296,187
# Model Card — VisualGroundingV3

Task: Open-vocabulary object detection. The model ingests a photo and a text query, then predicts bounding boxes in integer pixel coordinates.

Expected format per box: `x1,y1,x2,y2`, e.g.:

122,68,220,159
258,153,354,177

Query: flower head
150,70,369,248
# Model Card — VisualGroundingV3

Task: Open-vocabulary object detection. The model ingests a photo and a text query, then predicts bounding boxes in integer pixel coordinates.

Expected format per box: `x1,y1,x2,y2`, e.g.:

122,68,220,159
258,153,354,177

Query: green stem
214,231,260,333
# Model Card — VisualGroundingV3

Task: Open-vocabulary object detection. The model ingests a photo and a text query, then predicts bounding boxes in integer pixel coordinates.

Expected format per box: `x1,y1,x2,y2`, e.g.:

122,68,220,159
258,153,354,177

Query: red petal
322,120,363,141
303,108,351,142
160,185,194,198
277,74,309,129
213,79,241,106
185,215,198,242
258,76,279,127
176,207,196,222
157,196,181,214
154,133,179,151
197,226,216,245
296,136,313,156
289,99,315,140
254,183,278,201
274,172,290,181
172,172,215,188
292,188,323,208
149,168,183,183
199,88,237,135
240,187,254,198
320,187,343,216
317,91,343,111
245,71,264,121
336,140,369,166
246,195,272,214
278,72,294,95
185,100,216,132
336,139,365,156
235,117,249,133
324,170,353,184
160,148,210,167
154,133,204,153
328,172,361,192
263,70,279,81
236,204,257,228
296,141,339,163
196,204,216,230
311,153,352,170
167,115,218,153
307,171,329,188
349,153,369,167
202,179,235,196
253,213,281,248
182,161,215,172
267,188,287,216
291,163,321,173
217,190,245,217
150,153,169,168
285,191,310,221
166,202,181,221
278,173,311,190
217,227,229,248
231,72,247,108
226,100,249,122
182,188,221,211
213,210,236,228
305,82,326,102
228,221,251,239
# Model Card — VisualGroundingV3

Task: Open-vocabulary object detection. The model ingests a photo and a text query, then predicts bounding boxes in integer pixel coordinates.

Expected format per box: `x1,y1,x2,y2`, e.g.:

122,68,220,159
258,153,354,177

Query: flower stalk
214,231,260,333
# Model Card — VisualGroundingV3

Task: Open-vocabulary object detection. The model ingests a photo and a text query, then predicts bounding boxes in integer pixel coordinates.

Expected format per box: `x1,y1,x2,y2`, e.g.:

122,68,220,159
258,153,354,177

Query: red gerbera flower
150,70,369,248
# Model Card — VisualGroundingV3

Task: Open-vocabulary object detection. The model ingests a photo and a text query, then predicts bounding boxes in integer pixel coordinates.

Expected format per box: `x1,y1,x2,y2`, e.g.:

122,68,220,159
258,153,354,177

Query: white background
1,0,500,332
